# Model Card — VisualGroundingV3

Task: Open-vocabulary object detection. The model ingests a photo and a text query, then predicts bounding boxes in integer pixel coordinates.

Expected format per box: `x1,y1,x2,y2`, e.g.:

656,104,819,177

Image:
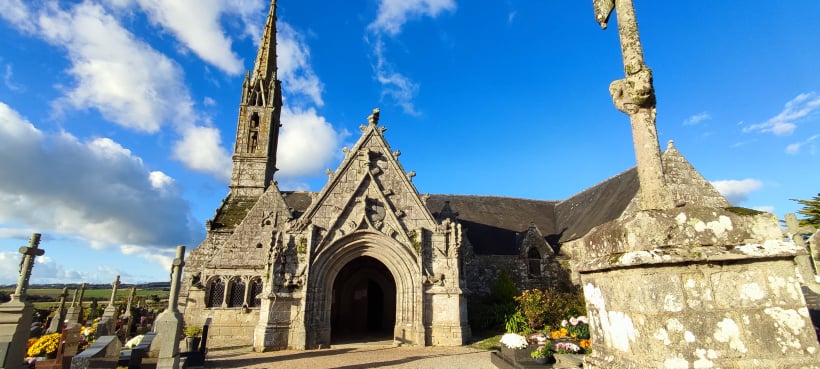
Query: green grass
469,333,503,351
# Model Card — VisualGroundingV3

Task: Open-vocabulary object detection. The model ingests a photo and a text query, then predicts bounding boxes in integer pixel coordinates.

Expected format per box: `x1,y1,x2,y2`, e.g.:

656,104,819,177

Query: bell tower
230,0,282,198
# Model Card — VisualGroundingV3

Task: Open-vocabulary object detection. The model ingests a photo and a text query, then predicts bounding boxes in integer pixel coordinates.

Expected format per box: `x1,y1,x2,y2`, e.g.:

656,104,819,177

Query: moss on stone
724,207,764,216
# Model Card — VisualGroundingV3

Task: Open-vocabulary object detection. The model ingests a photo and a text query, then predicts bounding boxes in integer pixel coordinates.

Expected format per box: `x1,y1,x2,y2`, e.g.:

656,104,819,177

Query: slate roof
554,168,639,243
425,195,558,255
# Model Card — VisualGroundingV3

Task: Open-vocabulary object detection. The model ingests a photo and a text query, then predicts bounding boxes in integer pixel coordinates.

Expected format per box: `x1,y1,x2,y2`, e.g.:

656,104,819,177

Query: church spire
229,0,282,198
250,0,277,92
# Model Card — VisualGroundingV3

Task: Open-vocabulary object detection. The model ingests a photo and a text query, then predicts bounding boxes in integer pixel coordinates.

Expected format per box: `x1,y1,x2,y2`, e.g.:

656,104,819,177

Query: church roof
425,195,558,255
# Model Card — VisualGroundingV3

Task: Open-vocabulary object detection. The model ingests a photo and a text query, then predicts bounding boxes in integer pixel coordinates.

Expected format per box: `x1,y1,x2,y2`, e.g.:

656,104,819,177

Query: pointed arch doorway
331,256,397,343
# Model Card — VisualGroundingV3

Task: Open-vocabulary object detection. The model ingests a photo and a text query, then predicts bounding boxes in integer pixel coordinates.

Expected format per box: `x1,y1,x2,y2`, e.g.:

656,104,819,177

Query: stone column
573,208,820,368
0,233,44,369
47,287,69,334
155,246,185,369
593,0,672,210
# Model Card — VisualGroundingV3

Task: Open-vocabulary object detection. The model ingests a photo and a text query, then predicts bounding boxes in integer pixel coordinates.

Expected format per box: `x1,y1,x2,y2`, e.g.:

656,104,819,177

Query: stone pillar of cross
592,0,673,211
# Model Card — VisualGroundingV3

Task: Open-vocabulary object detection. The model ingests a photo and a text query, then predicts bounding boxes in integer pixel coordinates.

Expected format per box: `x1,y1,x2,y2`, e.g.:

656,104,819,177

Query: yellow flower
27,333,62,357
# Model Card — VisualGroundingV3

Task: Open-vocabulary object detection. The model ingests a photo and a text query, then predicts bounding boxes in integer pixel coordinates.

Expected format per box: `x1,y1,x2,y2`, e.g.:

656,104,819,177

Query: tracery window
228,278,246,308
249,278,263,307
206,277,225,308
527,248,541,277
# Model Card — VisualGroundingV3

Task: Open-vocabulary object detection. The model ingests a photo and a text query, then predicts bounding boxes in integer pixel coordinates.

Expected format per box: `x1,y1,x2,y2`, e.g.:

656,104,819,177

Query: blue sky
1,0,818,285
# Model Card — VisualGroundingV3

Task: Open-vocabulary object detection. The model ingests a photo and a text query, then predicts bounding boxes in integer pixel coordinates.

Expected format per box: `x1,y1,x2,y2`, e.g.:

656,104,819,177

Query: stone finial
368,108,380,125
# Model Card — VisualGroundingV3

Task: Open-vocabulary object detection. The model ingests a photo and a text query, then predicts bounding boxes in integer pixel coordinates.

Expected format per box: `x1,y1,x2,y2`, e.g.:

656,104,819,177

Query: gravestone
0,233,45,369
102,275,120,319
154,246,185,369
786,213,819,281
65,284,86,324
46,287,69,334
122,287,136,339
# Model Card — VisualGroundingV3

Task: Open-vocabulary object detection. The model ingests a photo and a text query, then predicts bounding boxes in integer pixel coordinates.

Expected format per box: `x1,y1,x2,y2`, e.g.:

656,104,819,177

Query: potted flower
553,341,585,367
27,332,62,359
529,344,554,364
498,333,529,364
183,325,203,352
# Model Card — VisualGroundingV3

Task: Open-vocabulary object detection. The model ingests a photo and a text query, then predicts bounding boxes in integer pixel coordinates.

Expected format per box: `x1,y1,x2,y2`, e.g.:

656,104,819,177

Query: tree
791,193,820,228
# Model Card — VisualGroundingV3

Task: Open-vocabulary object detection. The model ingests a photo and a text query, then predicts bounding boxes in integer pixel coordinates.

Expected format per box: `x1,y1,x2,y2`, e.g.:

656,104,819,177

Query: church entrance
331,256,396,343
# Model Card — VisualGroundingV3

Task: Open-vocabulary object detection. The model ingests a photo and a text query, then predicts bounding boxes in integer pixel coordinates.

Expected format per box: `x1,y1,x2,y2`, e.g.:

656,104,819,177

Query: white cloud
277,106,347,178
785,134,818,155
0,102,203,251
743,92,820,136
753,206,774,214
31,1,196,133
711,178,763,204
172,126,232,182
367,0,456,36
0,1,236,181
365,0,455,115
277,22,324,107
371,38,420,116
132,0,244,75
3,64,22,91
683,112,711,126
0,0,36,33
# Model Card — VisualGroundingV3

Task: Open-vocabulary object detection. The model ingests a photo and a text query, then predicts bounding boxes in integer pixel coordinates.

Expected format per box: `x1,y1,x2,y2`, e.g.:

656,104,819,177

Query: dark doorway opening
331,256,396,343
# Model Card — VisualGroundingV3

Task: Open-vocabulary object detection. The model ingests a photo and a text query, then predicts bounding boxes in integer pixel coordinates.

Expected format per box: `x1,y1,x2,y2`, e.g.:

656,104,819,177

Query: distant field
1,287,169,309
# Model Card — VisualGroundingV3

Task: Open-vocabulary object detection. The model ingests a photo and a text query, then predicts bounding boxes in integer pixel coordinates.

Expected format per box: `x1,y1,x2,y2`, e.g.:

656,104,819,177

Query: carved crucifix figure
593,0,673,210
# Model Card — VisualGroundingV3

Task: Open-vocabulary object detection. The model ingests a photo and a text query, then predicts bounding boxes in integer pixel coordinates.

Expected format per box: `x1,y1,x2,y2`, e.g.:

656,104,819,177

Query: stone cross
592,0,673,210
47,287,69,334
66,283,87,324
11,233,45,302
103,275,120,319
123,287,137,339
155,245,186,369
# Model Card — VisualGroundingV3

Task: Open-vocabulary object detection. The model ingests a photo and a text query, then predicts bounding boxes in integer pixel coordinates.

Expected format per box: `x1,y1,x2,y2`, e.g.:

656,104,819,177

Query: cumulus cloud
367,0,456,36
172,126,232,181
130,0,244,74
785,134,818,155
711,178,763,204
683,112,711,126
276,106,348,178
365,0,456,115
277,22,324,107
0,102,203,251
0,1,235,181
743,92,820,136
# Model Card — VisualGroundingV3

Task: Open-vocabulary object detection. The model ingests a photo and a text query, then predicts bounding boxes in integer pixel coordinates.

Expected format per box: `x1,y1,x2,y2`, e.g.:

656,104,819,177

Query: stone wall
575,207,820,368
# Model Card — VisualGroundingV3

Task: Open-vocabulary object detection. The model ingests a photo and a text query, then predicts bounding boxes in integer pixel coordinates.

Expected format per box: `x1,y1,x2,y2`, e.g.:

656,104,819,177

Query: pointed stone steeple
230,0,282,198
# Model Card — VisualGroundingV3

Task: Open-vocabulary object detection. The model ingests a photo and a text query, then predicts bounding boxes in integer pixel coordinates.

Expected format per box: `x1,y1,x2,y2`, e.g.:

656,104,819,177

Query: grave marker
0,233,45,369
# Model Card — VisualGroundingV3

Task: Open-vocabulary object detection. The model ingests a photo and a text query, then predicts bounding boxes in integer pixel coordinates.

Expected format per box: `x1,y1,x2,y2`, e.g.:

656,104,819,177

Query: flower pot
534,355,555,364
553,353,584,368
185,336,201,352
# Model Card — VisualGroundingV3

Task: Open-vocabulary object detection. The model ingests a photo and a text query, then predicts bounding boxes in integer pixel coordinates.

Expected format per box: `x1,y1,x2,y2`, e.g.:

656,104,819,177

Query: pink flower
570,317,579,326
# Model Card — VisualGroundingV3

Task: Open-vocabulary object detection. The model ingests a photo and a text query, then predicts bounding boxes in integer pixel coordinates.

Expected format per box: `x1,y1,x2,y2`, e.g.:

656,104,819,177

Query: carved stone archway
306,231,422,348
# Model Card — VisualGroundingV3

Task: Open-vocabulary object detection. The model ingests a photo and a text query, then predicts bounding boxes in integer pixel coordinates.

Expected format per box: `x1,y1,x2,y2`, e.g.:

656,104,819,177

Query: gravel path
206,343,497,369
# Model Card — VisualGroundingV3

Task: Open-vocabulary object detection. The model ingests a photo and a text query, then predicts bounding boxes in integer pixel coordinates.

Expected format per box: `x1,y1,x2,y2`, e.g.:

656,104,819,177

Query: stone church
179,1,730,350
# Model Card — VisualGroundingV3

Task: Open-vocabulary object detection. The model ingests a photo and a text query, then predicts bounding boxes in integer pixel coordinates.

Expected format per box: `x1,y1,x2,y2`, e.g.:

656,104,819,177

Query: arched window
527,248,541,277
228,278,246,308
207,277,225,308
249,278,263,307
